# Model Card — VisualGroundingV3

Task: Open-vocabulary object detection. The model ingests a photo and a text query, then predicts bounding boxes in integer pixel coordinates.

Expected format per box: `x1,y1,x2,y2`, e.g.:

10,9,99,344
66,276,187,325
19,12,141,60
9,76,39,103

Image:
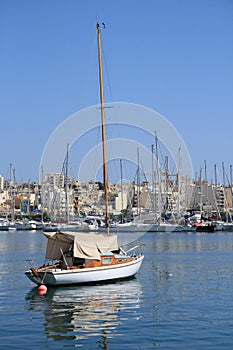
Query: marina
1,2,232,350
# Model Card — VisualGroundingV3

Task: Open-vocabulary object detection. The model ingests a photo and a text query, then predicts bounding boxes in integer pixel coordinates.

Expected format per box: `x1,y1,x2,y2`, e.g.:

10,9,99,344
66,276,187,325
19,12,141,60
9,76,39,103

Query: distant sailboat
25,23,144,286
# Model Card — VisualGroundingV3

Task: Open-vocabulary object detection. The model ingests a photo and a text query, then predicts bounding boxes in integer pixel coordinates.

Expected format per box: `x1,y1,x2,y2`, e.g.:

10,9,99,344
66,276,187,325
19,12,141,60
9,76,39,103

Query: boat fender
38,284,47,295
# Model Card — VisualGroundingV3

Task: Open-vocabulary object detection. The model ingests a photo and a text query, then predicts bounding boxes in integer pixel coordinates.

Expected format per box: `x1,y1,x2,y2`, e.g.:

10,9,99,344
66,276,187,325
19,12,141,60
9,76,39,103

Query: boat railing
125,244,145,257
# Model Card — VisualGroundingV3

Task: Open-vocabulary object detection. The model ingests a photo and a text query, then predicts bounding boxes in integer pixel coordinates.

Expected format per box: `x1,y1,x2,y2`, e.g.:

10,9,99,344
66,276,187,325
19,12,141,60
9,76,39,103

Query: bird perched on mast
96,22,106,29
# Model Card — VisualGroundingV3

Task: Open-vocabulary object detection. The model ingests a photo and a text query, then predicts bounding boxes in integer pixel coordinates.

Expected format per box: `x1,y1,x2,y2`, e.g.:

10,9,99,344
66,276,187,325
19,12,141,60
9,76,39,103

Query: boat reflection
25,279,143,346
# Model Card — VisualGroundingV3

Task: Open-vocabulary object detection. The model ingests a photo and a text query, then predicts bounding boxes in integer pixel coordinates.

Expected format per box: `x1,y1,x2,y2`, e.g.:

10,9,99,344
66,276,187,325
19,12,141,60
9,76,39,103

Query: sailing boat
25,23,144,286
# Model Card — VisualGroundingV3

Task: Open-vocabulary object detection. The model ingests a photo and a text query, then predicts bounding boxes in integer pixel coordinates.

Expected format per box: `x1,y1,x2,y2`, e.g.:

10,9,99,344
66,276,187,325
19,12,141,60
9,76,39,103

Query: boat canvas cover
43,231,73,261
43,231,118,260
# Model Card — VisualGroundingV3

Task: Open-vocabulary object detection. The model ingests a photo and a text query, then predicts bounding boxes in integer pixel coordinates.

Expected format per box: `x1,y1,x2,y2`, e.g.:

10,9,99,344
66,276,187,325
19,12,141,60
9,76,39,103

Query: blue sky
1,0,233,184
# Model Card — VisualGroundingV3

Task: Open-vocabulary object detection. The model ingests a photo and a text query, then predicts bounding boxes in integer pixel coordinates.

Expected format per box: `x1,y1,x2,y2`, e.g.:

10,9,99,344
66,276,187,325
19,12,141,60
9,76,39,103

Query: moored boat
25,231,144,286
222,222,233,231
25,23,144,287
157,222,182,232
195,222,215,232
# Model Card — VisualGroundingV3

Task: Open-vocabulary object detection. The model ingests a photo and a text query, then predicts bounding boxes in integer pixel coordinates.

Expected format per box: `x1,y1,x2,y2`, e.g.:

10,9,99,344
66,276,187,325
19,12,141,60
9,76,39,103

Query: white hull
157,224,182,232
146,224,159,232
213,222,223,231
181,225,196,232
25,255,144,286
100,223,151,233
222,223,233,231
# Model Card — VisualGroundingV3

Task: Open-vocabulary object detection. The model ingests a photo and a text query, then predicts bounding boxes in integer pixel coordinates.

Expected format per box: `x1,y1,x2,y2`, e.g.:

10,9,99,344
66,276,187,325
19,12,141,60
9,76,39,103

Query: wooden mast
97,23,109,232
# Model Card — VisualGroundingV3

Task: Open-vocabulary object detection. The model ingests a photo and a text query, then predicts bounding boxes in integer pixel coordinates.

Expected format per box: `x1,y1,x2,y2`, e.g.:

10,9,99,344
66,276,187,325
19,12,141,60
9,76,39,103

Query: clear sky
1,0,233,184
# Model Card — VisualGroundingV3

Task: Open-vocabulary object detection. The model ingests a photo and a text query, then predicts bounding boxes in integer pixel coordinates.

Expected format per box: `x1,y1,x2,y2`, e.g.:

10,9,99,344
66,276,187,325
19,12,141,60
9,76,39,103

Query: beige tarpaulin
43,231,118,261
43,231,74,260
73,232,118,260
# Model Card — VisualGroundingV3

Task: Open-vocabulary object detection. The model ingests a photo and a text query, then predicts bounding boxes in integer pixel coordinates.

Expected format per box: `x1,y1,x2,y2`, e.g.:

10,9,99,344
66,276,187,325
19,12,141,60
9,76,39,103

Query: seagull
102,22,106,28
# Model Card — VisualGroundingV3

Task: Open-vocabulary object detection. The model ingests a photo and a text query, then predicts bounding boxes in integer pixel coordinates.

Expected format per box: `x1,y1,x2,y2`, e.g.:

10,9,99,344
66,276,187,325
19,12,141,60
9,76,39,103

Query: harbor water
1,229,233,349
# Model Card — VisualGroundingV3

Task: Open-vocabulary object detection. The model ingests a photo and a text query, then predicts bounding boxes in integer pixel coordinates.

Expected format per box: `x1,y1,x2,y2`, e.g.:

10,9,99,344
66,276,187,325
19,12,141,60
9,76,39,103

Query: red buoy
38,284,47,295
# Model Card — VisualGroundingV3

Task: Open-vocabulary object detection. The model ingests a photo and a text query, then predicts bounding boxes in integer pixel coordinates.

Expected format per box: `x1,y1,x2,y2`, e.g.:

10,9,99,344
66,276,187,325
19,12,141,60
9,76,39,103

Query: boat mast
136,148,140,217
41,165,44,223
10,163,15,222
97,23,109,232
120,159,124,224
177,147,181,217
65,144,69,224
155,131,161,222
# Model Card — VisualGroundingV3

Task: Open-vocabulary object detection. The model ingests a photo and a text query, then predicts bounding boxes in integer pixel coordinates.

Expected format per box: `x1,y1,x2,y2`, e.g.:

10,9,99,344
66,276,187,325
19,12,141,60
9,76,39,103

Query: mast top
96,22,106,30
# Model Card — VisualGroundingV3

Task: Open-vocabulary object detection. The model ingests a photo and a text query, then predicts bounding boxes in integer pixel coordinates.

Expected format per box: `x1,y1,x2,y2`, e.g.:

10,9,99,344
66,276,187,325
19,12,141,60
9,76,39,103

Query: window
102,257,113,265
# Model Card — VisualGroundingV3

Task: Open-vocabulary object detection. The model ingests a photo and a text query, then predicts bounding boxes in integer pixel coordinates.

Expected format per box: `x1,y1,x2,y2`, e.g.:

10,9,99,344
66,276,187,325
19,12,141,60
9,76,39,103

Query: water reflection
25,279,142,347
150,231,233,253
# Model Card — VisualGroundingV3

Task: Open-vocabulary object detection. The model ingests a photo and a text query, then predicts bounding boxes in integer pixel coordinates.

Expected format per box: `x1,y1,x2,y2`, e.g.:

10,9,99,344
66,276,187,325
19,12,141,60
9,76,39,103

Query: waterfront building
44,173,64,188
0,169,232,221
115,191,128,212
